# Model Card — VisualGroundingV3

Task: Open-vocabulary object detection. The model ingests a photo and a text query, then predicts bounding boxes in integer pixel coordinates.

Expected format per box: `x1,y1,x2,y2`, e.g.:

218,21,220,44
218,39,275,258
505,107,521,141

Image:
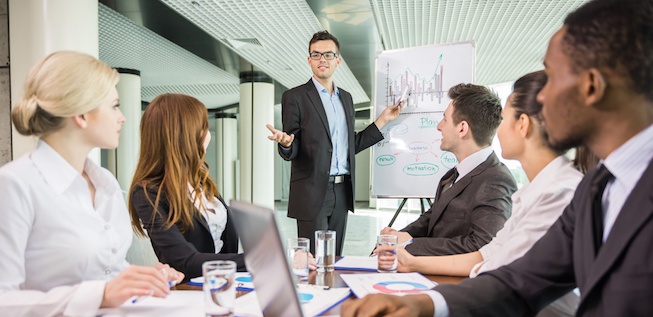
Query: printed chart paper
340,272,437,298
235,287,351,317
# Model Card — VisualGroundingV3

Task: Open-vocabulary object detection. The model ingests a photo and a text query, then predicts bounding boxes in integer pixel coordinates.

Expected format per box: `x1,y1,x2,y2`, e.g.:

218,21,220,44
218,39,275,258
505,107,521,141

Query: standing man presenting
267,31,401,255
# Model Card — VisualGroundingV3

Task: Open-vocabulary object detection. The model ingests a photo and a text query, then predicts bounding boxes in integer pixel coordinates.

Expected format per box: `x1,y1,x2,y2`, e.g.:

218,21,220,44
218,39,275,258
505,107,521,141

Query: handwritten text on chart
440,151,457,169
419,117,438,128
376,155,396,166
403,163,439,176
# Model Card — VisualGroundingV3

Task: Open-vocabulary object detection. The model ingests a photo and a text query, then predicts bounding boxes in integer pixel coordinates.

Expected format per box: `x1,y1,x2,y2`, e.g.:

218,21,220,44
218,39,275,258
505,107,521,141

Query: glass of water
377,234,398,273
315,230,336,272
203,260,236,317
287,237,310,283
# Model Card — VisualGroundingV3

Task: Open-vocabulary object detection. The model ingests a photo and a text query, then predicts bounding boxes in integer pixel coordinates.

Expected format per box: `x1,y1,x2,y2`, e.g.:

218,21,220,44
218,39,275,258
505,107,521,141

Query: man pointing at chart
267,30,402,256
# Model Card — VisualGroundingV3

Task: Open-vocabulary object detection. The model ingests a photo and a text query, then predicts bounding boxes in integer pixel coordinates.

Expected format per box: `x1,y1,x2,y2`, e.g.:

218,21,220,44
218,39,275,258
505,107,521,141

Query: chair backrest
125,231,159,267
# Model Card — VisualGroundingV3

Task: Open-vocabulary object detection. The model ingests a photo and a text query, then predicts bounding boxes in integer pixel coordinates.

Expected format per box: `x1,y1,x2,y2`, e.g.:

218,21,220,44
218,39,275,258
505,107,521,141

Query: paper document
97,290,204,316
334,256,378,271
189,272,255,291
340,272,437,298
235,287,351,317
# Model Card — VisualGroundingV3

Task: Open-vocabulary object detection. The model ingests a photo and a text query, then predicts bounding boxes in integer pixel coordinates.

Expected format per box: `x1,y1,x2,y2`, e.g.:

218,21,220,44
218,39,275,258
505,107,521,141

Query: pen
397,239,413,248
131,270,179,304
297,283,330,290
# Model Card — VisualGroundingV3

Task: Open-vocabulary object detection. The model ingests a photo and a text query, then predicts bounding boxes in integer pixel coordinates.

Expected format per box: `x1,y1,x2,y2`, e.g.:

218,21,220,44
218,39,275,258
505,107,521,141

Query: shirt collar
601,123,653,189
31,140,113,195
311,77,340,96
455,146,494,181
30,140,81,195
517,155,572,203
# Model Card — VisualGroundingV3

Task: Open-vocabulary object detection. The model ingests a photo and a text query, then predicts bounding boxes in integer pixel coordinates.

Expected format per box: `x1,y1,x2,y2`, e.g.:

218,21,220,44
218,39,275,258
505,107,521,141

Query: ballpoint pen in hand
131,270,179,304
397,239,414,248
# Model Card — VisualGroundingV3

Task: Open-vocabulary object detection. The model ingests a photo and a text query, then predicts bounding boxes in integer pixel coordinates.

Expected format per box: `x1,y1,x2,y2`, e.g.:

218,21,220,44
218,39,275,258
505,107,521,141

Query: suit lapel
304,80,331,139
427,154,497,234
580,161,653,302
195,211,211,233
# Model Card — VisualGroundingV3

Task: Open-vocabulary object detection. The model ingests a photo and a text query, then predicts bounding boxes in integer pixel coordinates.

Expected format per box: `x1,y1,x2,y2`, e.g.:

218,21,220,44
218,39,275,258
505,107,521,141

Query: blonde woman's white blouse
0,140,131,316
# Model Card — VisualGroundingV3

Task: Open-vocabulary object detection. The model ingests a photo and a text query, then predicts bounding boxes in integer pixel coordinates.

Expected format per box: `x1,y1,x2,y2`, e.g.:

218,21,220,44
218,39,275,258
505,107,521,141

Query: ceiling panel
158,0,370,104
99,3,240,108
370,0,589,85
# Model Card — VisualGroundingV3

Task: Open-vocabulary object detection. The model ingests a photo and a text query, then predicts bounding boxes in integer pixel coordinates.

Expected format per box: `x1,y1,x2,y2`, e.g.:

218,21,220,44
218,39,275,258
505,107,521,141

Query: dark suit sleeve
402,209,433,238
131,186,246,280
278,89,301,161
436,183,580,316
405,167,515,256
354,122,384,154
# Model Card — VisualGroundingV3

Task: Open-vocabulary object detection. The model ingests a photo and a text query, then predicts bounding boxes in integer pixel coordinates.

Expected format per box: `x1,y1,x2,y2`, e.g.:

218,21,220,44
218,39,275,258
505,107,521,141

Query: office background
0,0,587,213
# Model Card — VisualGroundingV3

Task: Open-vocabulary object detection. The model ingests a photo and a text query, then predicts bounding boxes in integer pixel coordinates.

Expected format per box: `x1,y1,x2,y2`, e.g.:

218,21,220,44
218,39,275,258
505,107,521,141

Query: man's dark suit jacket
437,160,653,316
279,79,384,221
402,152,517,256
131,185,246,281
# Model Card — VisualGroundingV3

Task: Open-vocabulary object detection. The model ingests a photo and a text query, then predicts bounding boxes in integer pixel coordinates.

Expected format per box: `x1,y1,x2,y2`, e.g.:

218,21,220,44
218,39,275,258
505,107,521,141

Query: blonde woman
0,51,183,316
393,71,589,316
129,93,245,280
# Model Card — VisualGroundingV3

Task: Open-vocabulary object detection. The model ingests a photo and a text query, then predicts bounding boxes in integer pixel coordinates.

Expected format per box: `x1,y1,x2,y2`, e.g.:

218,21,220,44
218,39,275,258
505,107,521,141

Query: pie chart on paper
372,281,430,294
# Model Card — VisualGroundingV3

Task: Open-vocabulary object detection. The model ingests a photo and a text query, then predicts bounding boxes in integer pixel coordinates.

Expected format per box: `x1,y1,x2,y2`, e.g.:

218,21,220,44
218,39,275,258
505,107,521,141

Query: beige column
106,68,141,192
9,0,99,162
215,113,238,204
239,71,274,209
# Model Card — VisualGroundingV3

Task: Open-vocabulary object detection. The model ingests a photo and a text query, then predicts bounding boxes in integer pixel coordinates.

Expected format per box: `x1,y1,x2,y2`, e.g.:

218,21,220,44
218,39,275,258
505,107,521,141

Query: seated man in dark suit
381,84,518,256
344,0,653,316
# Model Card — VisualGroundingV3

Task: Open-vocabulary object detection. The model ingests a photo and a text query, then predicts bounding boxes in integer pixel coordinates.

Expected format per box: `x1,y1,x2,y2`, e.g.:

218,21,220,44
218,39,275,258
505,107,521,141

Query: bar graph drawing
372,41,475,198
386,54,445,108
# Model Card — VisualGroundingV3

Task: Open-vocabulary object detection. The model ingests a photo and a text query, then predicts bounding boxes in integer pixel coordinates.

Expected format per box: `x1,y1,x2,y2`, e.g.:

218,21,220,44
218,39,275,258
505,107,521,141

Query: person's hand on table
373,228,412,255
376,245,397,271
396,247,416,273
155,262,184,286
308,252,317,271
341,293,435,317
101,265,173,308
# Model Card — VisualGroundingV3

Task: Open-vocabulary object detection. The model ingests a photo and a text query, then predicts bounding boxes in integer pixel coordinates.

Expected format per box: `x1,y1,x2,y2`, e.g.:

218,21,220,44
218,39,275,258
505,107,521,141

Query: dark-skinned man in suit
343,0,653,316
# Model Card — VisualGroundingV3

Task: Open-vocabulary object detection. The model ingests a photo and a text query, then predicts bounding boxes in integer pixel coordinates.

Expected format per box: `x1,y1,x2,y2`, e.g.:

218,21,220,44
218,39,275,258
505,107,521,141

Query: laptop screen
229,200,304,317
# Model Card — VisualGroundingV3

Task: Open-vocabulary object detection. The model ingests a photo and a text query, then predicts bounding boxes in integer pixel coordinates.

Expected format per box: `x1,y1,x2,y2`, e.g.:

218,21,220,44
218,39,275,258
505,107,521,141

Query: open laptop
229,200,305,316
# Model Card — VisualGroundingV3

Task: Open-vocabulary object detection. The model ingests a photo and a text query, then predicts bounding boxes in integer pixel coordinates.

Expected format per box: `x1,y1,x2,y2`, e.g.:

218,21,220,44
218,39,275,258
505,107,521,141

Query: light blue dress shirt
311,77,350,176
601,123,653,241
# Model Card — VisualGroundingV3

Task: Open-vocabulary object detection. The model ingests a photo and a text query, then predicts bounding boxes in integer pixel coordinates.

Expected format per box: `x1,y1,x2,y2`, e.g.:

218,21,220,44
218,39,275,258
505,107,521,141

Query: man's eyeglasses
310,52,338,60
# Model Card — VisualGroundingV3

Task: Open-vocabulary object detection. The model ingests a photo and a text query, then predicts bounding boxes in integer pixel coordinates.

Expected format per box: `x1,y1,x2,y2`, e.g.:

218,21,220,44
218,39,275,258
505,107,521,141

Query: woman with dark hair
391,70,590,316
129,93,245,280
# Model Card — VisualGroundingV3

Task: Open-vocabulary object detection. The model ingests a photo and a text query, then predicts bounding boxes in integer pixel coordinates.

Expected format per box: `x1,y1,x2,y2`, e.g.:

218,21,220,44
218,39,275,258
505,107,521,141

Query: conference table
175,264,465,316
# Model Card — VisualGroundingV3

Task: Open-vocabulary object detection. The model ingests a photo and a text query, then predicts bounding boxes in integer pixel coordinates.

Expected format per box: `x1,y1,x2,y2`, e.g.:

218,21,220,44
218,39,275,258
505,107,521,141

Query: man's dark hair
448,83,502,147
309,30,340,54
562,0,653,101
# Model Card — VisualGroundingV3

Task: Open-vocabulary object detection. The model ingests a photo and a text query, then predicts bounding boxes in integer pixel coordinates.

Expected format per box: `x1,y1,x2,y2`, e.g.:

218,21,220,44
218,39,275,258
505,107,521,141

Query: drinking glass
377,234,398,273
315,230,336,272
203,260,236,317
287,237,310,283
